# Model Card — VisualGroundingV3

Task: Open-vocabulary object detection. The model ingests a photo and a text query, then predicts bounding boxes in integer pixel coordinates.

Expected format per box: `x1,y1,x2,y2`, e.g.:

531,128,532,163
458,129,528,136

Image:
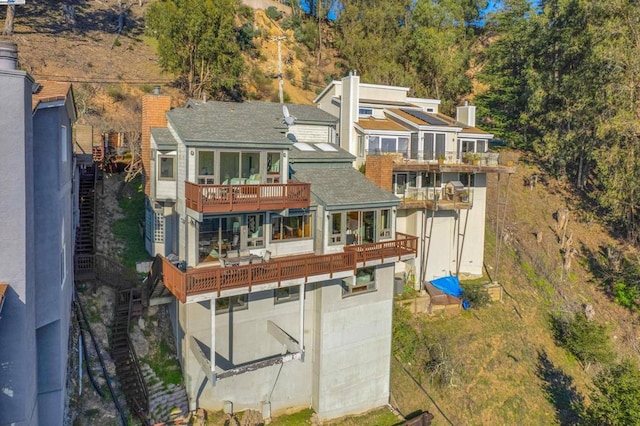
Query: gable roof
292,167,399,209
31,80,76,121
167,101,337,145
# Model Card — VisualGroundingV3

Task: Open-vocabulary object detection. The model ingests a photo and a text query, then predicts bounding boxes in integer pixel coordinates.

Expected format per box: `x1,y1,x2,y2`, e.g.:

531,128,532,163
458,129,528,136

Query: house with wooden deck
0,42,77,426
315,71,515,287
141,94,417,420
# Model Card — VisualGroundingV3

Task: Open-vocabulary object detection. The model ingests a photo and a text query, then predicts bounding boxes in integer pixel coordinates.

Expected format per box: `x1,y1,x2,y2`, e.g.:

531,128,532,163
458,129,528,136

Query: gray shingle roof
292,167,399,209
168,101,338,145
150,128,177,149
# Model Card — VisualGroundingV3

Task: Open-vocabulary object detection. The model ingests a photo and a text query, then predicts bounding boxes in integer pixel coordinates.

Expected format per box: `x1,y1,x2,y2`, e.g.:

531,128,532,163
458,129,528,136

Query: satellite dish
282,105,295,126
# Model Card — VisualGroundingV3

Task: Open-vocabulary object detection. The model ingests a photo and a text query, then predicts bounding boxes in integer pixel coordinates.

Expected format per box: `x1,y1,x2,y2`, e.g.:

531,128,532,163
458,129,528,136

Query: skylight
293,142,315,151
316,143,338,152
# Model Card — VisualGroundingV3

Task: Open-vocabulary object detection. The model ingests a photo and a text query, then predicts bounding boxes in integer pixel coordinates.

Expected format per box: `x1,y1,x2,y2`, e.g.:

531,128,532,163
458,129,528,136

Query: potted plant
437,154,445,165
464,153,480,165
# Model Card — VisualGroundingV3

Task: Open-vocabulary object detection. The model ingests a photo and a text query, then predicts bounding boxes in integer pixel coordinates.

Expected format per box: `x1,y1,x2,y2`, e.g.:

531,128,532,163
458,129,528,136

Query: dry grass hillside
4,0,338,134
392,151,640,425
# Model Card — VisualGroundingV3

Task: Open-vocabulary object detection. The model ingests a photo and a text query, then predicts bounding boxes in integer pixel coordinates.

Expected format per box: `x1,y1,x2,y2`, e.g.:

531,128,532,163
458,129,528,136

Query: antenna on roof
283,105,295,126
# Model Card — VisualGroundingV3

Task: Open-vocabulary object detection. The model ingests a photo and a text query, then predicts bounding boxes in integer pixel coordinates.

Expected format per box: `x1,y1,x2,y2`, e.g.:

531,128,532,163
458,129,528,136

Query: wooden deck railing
185,181,311,213
158,234,418,303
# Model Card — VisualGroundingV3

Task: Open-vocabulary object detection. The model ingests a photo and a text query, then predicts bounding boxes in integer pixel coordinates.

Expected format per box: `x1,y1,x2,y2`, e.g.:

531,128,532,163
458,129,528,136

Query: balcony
383,151,516,174
157,233,418,303
185,181,311,214
396,187,473,210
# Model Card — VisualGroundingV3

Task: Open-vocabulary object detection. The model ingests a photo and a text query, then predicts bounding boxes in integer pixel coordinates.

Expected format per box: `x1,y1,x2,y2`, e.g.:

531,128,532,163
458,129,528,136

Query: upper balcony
156,233,418,303
380,151,516,174
397,186,472,210
185,181,311,214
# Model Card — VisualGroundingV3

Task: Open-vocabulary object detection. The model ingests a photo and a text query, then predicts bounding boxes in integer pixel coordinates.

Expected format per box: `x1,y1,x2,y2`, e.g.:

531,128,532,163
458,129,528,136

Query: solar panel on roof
400,108,448,126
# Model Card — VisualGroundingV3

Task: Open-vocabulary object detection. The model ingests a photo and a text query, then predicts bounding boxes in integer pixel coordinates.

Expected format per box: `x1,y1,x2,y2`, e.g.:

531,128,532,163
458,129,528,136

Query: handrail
160,234,418,303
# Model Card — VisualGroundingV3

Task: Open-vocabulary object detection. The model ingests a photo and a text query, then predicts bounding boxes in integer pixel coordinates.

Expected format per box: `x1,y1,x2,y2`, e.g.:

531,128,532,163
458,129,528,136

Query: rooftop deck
185,181,311,214
158,233,418,303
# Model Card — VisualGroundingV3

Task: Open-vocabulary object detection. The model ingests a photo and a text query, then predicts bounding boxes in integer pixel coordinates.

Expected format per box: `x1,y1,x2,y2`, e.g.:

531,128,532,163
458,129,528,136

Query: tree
146,0,245,100
582,359,640,425
551,312,614,371
3,5,15,36
335,0,414,87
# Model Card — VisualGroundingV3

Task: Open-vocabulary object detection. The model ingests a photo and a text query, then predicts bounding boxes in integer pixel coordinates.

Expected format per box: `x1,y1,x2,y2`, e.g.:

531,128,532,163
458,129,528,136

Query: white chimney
0,41,18,70
456,102,476,127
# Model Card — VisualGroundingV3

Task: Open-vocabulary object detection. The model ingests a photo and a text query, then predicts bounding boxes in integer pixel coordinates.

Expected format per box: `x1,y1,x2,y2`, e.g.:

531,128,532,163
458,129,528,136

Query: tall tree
146,0,244,100
409,0,475,113
335,0,414,87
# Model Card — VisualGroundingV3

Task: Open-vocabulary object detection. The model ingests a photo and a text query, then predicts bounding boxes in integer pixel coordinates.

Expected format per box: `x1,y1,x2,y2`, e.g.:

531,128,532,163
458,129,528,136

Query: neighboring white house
141,95,417,421
315,71,515,286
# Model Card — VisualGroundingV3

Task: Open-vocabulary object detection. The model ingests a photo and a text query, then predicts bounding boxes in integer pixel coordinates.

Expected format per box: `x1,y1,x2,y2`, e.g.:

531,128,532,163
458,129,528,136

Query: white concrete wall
312,265,395,420
359,85,407,103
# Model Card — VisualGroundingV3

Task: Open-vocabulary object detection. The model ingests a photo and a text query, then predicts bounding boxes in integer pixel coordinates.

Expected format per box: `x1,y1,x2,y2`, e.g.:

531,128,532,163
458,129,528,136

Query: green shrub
392,305,421,363
265,6,283,20
236,22,259,51
461,282,491,308
238,5,254,21
581,359,640,425
613,281,639,310
106,85,125,102
281,15,302,31
551,312,614,370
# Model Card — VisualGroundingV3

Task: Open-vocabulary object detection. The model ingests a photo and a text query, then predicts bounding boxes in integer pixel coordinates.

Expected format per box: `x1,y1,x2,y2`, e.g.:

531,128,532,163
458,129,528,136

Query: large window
159,156,175,180
199,216,242,262
271,214,312,241
368,135,409,155
343,267,376,296
346,211,375,244
461,139,487,154
423,133,446,161
220,151,261,184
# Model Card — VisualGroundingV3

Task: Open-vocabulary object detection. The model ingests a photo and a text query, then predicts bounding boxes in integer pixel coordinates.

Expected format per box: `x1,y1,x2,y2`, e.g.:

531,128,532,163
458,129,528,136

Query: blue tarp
430,276,464,298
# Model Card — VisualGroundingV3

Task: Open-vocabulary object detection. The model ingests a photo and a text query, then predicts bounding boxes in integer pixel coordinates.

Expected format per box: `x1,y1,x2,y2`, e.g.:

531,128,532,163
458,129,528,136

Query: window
343,267,376,296
267,152,281,183
247,214,265,248
357,134,365,157
477,140,487,153
60,218,66,288
275,286,300,303
198,150,214,184
199,215,242,262
379,209,391,238
423,133,446,160
159,156,175,180
359,107,373,117
271,214,312,241
346,210,375,244
61,125,68,163
154,211,164,242
221,151,261,184
410,133,419,159
460,173,475,187
394,173,407,196
329,212,343,244
216,295,247,313
368,135,410,155
461,140,475,153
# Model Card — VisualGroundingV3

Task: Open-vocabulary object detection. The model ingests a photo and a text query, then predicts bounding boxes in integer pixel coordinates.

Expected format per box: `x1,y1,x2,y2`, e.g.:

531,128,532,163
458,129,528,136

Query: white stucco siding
291,124,333,143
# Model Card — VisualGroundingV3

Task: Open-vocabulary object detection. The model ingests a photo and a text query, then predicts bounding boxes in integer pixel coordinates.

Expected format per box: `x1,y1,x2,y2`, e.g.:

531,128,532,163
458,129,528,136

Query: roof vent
0,41,18,71
153,85,161,95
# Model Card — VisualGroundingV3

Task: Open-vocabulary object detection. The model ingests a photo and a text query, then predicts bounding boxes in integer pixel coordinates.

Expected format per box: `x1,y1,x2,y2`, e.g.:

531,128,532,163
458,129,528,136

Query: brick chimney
141,87,170,197
365,154,393,192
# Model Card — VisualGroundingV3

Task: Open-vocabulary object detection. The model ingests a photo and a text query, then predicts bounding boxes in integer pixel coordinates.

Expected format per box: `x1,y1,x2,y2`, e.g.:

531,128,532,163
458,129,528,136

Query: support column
210,296,217,382
299,283,305,360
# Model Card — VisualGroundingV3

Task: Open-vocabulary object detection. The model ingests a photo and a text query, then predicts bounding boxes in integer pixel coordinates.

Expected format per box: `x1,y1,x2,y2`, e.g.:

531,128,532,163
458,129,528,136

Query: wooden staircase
75,165,98,280
111,287,149,425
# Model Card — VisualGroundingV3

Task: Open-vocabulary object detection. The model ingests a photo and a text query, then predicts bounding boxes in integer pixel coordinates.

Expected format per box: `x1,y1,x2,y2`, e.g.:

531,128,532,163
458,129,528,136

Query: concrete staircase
141,364,189,424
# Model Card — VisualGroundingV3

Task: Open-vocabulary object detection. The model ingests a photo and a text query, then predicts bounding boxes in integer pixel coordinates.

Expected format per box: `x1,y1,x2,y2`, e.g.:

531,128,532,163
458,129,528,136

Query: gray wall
33,102,75,424
0,68,38,425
